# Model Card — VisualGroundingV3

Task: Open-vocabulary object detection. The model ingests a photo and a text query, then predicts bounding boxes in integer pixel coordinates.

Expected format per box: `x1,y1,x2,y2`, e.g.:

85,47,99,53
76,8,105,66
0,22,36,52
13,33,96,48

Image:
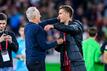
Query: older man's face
0,20,7,32
35,10,41,23
37,14,41,23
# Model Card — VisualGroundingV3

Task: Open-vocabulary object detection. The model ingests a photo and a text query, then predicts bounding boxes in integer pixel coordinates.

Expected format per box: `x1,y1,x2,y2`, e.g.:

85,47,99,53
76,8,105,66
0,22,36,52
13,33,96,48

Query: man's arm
9,32,18,53
39,18,59,28
44,22,83,35
100,42,107,63
36,27,63,50
101,51,107,63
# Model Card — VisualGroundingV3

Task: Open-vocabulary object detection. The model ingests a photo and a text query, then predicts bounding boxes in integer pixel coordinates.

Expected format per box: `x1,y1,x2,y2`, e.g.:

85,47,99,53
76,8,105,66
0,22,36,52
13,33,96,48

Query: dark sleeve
101,41,107,54
55,44,63,52
39,18,59,28
9,32,18,53
36,27,58,50
53,22,83,35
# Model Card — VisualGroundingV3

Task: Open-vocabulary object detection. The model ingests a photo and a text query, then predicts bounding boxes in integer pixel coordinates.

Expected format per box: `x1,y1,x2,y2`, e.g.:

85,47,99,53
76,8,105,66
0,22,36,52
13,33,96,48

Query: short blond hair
59,5,74,17
26,7,40,21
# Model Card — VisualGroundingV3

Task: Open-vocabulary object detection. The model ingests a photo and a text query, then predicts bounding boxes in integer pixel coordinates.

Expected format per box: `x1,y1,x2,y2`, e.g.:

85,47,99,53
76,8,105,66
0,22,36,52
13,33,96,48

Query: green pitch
46,63,60,71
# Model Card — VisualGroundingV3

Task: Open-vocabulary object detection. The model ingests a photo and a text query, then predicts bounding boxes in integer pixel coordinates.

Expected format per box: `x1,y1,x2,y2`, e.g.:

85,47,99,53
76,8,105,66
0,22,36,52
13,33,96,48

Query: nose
0,24,5,29
0,24,3,27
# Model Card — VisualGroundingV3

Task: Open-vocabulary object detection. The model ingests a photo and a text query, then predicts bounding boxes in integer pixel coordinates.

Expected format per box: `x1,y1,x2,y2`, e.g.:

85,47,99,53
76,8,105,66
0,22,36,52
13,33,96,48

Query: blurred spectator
75,5,84,21
96,2,104,30
101,36,107,71
9,7,22,36
0,0,10,11
13,25,28,71
96,30,104,45
46,29,60,55
0,0,107,70
103,0,107,7
82,17,89,40
82,27,104,71
102,17,107,39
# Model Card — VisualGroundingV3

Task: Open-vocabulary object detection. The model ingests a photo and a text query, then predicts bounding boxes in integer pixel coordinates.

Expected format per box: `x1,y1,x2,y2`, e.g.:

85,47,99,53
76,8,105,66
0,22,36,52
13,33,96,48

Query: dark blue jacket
24,19,58,64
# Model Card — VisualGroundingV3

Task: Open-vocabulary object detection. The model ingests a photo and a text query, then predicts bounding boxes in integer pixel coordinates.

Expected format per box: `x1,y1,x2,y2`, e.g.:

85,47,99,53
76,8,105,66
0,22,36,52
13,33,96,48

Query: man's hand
0,34,6,42
56,38,63,44
100,51,107,63
44,25,54,31
5,35,12,43
16,54,25,61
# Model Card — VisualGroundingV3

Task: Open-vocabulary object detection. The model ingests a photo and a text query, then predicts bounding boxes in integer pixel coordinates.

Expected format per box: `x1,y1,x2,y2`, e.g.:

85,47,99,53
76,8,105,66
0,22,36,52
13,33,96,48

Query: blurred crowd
0,0,107,44
0,0,107,71
0,0,106,59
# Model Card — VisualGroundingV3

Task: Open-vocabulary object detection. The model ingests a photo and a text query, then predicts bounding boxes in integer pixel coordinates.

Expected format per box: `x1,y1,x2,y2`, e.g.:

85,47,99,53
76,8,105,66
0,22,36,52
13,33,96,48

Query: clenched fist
44,25,54,31
56,38,64,44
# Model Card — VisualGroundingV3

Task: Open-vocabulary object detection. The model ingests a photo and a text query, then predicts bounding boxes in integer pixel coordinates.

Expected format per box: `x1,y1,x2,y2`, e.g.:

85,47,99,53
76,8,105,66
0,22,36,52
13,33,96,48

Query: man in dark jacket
101,40,107,71
44,5,86,71
25,7,63,71
0,13,18,71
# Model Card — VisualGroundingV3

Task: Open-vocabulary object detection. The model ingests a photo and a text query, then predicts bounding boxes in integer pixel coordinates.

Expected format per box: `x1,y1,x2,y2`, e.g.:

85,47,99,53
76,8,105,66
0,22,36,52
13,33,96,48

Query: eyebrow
0,23,6,24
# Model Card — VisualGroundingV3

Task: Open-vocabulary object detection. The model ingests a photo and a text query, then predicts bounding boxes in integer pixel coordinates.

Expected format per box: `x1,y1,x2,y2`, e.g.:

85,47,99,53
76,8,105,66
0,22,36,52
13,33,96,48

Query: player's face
58,9,69,23
0,20,7,32
19,27,24,37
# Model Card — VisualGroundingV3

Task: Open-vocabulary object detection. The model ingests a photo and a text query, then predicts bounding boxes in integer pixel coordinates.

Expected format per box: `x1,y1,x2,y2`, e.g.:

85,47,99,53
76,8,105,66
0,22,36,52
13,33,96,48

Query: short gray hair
26,7,40,21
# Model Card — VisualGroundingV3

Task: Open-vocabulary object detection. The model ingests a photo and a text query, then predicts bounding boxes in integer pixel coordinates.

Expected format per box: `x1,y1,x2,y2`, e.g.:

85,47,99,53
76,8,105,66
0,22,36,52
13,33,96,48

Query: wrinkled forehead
0,20,7,24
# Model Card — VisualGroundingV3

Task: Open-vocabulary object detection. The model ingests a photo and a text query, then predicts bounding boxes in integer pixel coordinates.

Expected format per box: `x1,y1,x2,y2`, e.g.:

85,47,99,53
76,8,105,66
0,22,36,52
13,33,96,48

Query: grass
46,63,60,71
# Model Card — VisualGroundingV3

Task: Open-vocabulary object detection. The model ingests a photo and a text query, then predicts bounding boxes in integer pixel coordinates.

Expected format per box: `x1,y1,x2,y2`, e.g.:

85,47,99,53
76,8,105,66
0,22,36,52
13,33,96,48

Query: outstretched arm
39,18,59,28
36,27,63,50
44,22,83,35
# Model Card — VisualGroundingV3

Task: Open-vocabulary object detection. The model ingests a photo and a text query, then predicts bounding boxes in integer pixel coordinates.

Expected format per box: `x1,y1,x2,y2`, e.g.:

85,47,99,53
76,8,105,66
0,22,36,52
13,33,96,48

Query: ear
95,33,97,39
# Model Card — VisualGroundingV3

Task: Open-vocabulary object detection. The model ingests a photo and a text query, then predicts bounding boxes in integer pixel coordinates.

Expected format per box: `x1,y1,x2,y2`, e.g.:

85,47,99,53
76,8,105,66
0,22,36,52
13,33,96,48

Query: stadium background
0,0,107,71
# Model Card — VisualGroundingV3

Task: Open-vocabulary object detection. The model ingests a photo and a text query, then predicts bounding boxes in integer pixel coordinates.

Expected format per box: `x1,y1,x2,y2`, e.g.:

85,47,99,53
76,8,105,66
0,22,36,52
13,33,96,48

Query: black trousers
26,60,46,71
